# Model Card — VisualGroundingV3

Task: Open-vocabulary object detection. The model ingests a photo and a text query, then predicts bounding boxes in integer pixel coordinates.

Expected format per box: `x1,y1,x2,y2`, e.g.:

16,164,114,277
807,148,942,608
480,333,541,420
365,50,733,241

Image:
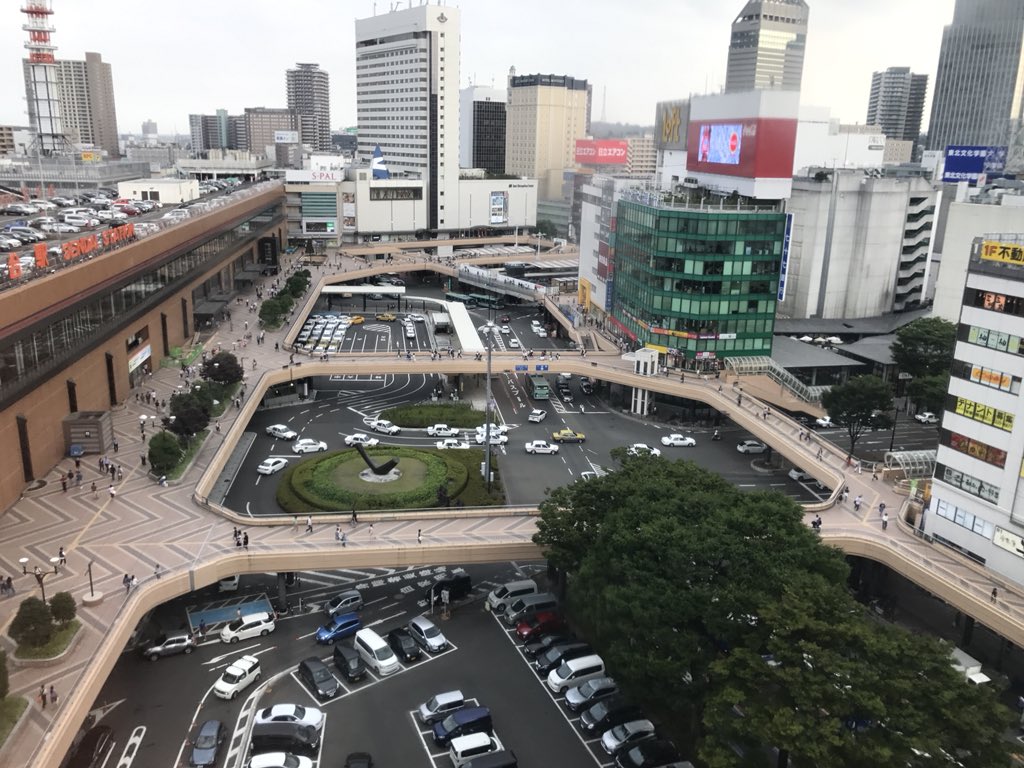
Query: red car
515,610,564,642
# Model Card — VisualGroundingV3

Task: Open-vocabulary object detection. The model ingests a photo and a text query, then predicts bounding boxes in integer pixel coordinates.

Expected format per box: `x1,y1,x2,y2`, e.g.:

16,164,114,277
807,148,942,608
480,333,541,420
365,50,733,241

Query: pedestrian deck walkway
1,251,1022,768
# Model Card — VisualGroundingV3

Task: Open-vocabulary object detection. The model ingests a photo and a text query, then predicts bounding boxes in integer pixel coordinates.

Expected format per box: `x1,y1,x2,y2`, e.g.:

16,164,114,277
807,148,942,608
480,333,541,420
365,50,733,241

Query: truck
950,647,991,685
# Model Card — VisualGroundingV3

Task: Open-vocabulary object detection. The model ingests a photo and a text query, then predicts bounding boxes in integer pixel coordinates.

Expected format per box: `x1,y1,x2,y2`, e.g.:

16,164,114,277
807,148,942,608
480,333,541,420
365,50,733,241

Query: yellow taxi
375,312,397,322
552,428,586,444
350,315,365,325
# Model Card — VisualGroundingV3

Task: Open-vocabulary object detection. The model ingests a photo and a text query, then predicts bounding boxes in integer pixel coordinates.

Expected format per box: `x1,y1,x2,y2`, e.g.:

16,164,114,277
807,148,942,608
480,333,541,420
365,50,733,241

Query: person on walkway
992,587,999,603
879,501,887,518
816,447,823,461
417,529,422,545
199,619,207,637
872,466,879,481
306,516,313,534
113,438,119,453
39,685,46,710
130,575,138,590
350,509,358,527
61,476,67,493
232,526,239,544
368,523,374,537
242,532,249,550
123,573,130,593
58,547,66,566
335,524,342,542
341,530,347,547
854,495,863,512
881,511,889,531
108,485,116,501
5,576,12,596
49,685,57,706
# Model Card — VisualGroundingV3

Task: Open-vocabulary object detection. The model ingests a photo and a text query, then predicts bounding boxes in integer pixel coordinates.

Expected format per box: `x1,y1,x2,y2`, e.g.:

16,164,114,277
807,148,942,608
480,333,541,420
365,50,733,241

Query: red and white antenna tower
22,0,69,153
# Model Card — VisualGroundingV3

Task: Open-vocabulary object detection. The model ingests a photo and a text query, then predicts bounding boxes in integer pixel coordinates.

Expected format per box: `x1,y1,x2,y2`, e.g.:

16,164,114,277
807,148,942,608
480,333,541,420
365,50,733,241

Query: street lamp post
86,560,95,598
888,404,899,453
484,338,494,492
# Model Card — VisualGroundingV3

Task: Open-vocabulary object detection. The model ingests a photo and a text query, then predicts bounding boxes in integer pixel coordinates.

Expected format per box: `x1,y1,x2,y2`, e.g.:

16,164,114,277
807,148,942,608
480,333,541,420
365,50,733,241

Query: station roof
771,335,863,369
774,309,928,338
840,334,897,366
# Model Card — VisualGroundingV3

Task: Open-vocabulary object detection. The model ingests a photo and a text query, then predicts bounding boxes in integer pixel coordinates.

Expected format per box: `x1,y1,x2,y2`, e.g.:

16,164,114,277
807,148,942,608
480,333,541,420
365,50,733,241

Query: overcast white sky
0,0,956,137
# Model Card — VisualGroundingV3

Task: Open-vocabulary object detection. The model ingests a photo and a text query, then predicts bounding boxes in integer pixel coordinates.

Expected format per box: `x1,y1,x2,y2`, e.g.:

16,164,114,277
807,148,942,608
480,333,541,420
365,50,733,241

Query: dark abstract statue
356,443,399,475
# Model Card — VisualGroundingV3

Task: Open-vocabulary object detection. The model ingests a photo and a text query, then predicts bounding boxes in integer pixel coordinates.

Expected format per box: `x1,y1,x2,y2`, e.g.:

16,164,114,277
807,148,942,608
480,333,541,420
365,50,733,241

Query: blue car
315,612,362,644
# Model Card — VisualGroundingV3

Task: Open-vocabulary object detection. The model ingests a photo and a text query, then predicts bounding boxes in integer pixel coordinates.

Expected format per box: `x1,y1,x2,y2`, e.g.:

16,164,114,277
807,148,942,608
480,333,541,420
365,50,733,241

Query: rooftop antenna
22,0,71,154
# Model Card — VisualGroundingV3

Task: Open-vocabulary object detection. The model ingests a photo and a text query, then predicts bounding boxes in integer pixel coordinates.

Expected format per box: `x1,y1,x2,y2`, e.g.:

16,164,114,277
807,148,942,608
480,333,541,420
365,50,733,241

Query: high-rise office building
188,110,245,155
142,119,157,136
24,51,119,156
355,4,461,232
459,85,506,174
245,107,301,155
505,72,590,200
866,67,928,145
724,0,809,93
286,63,331,152
928,0,1024,154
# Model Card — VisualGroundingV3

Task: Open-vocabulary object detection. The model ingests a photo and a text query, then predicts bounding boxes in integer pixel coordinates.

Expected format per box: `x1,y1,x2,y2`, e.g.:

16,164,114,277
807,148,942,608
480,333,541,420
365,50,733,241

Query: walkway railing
725,355,829,404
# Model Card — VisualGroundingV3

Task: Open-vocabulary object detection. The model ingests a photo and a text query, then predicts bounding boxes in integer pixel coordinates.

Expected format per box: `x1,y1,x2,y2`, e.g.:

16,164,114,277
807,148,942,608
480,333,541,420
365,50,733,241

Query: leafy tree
9,597,53,647
201,352,243,385
148,431,182,474
535,219,557,238
166,391,210,442
821,375,893,455
891,317,957,379
259,297,285,326
908,373,949,415
49,591,76,625
0,650,8,699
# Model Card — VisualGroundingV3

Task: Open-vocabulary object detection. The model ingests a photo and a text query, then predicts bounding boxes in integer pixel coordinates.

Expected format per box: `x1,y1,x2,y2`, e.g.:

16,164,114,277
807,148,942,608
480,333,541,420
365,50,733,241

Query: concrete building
792,106,887,174
625,136,657,177
928,0,1024,158
117,178,199,204
653,99,690,188
286,63,331,152
923,236,1024,589
355,4,461,233
724,0,809,93
865,67,928,147
24,51,120,157
505,72,590,200
141,119,157,137
577,174,640,317
189,111,246,155
884,139,915,165
125,144,187,168
459,85,506,174
780,169,937,320
244,108,301,157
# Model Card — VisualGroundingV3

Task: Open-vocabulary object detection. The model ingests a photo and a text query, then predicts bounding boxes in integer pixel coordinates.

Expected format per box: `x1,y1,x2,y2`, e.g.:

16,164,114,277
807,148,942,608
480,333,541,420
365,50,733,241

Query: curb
0,696,33,764
8,624,84,669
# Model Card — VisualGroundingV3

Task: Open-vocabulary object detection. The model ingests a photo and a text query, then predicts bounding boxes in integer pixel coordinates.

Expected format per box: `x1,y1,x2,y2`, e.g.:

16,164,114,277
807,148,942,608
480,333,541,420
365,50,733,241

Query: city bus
468,293,504,310
526,374,550,400
444,292,477,306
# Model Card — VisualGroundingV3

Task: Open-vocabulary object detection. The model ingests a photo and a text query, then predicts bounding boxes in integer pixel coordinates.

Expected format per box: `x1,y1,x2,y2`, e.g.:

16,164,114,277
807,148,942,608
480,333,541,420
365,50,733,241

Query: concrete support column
631,387,651,416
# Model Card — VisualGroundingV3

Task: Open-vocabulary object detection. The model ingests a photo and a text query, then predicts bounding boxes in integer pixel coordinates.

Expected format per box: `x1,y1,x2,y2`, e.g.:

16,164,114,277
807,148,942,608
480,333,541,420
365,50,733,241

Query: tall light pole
483,337,493,492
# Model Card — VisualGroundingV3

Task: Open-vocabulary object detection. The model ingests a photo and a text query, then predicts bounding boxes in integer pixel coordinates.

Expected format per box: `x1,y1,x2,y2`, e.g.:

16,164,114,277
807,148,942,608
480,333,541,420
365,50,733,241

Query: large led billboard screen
697,124,743,165
685,118,796,179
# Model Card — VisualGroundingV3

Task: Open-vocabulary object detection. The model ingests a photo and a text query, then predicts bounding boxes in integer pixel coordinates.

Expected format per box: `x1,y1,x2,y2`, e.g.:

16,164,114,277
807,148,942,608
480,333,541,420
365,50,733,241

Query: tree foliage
821,375,894,454
259,297,286,327
0,650,8,700
908,374,949,415
891,317,957,379
9,597,53,647
201,352,244,385
166,391,211,441
535,219,558,238
49,591,76,625
147,430,182,474
534,457,1013,767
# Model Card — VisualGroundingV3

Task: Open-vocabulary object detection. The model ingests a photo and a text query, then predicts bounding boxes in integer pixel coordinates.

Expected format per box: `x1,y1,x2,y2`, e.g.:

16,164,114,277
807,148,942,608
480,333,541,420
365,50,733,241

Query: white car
660,433,697,447
788,468,815,482
508,338,521,349
736,439,768,454
369,418,401,435
915,412,939,424
525,440,559,455
815,416,835,428
248,754,313,768
345,433,380,447
41,222,80,234
253,703,325,732
626,443,661,457
95,209,128,221
436,438,470,450
256,457,289,475
292,438,328,454
213,654,261,700
265,424,298,440
408,313,425,323
500,325,511,335
475,422,509,435
427,424,460,437
528,409,548,423
600,719,657,756
475,433,509,446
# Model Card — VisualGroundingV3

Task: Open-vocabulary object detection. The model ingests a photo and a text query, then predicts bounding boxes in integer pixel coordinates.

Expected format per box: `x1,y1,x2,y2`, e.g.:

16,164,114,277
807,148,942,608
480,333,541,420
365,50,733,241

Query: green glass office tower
610,197,788,361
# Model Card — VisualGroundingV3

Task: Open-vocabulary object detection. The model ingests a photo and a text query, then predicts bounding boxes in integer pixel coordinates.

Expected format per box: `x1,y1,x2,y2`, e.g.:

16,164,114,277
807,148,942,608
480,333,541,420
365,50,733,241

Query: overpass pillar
629,348,659,417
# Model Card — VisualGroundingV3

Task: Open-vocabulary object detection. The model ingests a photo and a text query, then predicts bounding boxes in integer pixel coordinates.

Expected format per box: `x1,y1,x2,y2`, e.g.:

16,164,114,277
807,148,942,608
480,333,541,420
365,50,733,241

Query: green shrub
148,431,182,474
379,403,487,428
0,650,8,699
9,597,53,648
49,592,76,625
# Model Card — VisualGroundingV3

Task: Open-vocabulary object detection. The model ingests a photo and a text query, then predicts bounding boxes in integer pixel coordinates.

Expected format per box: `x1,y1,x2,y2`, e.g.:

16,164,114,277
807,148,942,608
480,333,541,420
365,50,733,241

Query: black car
533,642,592,676
615,738,683,768
189,719,224,767
333,643,366,681
523,631,576,657
424,572,472,605
581,381,595,395
345,753,374,768
250,721,320,755
580,697,645,734
558,386,574,402
61,726,115,768
297,656,340,699
387,627,422,662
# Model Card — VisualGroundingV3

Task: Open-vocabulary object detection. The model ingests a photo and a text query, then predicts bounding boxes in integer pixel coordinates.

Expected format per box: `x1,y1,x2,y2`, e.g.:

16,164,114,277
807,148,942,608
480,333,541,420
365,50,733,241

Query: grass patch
379,403,487,428
0,696,29,749
14,620,81,660
168,430,209,480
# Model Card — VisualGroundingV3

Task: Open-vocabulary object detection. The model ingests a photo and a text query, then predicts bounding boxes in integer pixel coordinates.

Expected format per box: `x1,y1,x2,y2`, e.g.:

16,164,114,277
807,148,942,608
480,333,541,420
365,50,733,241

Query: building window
948,394,1015,432
950,359,1021,393
941,430,1007,468
959,323,1023,356
933,497,995,538
966,287,1024,317
936,463,1000,505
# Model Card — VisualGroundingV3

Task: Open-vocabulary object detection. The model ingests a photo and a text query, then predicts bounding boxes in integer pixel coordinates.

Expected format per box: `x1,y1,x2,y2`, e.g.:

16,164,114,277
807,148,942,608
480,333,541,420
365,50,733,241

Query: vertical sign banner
777,213,793,302
489,191,508,225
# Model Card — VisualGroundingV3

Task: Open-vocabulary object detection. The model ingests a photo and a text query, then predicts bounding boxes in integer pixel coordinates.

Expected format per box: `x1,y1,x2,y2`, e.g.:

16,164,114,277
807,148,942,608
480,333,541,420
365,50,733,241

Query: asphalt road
79,560,609,768
812,418,940,462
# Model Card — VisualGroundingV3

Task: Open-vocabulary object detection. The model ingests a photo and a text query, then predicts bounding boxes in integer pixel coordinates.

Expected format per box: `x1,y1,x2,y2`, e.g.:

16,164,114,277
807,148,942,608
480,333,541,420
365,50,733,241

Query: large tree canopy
534,456,1013,767
891,317,957,379
821,375,894,455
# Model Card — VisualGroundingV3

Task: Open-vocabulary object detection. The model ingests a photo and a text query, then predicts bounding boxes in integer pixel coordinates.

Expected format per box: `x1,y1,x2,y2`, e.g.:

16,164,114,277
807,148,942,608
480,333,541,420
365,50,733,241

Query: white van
486,579,538,614
219,611,276,643
450,732,504,767
354,628,400,676
213,654,261,699
547,654,605,693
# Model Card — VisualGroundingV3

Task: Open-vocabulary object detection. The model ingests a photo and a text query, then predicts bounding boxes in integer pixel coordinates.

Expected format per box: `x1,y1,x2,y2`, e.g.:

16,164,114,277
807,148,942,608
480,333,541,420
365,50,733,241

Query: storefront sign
127,343,152,373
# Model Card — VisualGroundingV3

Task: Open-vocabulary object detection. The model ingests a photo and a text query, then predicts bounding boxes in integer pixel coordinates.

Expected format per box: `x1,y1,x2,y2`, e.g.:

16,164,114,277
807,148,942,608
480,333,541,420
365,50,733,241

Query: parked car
915,411,939,424
515,610,565,642
602,719,657,756
487,579,539,614
524,630,577,658
626,443,661,457
142,632,195,661
315,612,362,644
417,690,466,725
333,643,366,681
736,439,768,454
614,738,684,768
254,704,324,732
344,433,380,447
533,641,593,676
292,438,328,454
257,457,289,475
247,754,313,768
552,428,586,443
580,697,645,735
427,424,460,437
190,719,225,767
369,418,401,435
387,627,422,662
525,440,559,455
297,657,340,699
566,676,619,713
408,615,448,653
266,424,298,440
660,433,696,447
344,753,374,768
432,706,493,748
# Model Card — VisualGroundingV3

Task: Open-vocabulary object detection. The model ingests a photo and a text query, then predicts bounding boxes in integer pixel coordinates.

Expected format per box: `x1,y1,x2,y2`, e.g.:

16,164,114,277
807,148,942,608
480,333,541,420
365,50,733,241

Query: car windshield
611,723,630,740
579,680,597,696
313,667,331,682
424,625,441,638
220,670,242,684
554,661,572,678
440,714,458,731
195,731,218,748
227,619,243,631
493,586,509,598
590,700,610,719
425,696,440,711
283,756,300,768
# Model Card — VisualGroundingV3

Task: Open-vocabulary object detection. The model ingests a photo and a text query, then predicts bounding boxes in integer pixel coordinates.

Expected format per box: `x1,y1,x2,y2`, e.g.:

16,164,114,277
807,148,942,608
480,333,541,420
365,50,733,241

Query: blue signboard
514,365,528,371
535,364,549,371
777,213,794,302
942,145,1007,184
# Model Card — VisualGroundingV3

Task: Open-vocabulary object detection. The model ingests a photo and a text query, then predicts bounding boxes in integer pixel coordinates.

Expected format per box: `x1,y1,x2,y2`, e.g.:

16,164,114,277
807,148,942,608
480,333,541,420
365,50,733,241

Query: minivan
219,611,276,643
324,589,363,617
213,654,261,700
425,572,472,605
486,579,538,613
432,706,493,747
249,722,320,755
354,627,400,676
463,752,519,768
503,593,558,625
333,643,366,682
450,732,504,767
547,654,606,693
297,657,340,699
417,690,465,724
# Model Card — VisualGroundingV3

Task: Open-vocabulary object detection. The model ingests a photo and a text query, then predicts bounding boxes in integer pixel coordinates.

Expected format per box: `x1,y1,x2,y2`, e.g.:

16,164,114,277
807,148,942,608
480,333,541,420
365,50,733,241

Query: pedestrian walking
242,532,249,550
122,573,130,593
335,523,342,542
816,447,823,461
49,685,57,706
368,522,374,537
881,511,889,531
872,465,879,481
350,509,358,527
113,438,119,453
39,685,46,710
108,485,116,501
305,515,313,533
199,619,207,637
232,526,239,544
58,547,66,566
341,531,347,547
879,501,887,518
130,575,138,590
61,476,67,493
417,529,422,545
5,576,12,596
117,465,123,481
992,587,999,603
841,489,849,505
854,495,863,512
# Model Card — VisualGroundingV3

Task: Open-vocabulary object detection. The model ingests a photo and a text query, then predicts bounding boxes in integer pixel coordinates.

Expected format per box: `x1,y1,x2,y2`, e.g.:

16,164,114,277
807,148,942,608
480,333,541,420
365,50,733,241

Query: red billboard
685,118,796,179
575,139,628,165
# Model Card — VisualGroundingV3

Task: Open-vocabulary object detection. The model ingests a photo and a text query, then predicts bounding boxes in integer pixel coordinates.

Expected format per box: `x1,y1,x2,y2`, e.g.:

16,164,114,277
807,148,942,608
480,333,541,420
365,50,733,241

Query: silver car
408,615,448,653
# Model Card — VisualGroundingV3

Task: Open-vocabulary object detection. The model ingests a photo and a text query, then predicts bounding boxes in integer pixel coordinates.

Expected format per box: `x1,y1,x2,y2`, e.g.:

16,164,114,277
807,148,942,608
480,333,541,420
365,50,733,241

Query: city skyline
0,0,954,140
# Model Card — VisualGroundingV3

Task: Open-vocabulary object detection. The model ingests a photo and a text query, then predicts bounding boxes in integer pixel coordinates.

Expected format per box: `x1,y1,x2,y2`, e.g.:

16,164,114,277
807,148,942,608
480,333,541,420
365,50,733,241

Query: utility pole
484,337,493,492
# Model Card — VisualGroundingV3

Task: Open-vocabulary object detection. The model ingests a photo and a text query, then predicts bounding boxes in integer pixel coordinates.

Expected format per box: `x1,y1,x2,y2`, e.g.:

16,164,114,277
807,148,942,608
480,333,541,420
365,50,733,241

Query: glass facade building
725,0,809,93
610,197,786,361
